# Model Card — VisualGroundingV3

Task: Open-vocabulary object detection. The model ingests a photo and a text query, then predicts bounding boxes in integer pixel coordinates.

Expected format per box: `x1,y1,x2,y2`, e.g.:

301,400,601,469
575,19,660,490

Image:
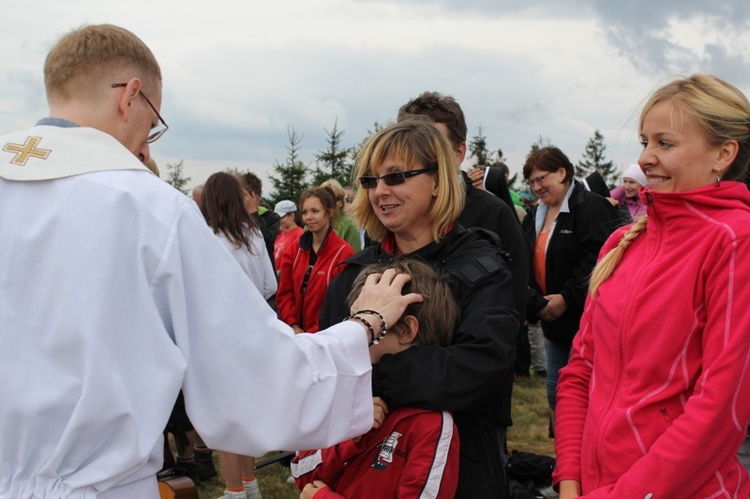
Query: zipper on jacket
590,197,660,483
660,408,672,423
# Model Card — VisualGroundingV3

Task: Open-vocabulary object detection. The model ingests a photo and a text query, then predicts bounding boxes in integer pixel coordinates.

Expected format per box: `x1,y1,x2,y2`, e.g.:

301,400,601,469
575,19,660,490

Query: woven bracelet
345,314,375,345
351,309,388,345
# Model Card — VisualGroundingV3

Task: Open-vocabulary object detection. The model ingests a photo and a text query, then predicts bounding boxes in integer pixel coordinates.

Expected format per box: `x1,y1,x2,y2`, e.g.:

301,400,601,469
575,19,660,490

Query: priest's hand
350,269,423,336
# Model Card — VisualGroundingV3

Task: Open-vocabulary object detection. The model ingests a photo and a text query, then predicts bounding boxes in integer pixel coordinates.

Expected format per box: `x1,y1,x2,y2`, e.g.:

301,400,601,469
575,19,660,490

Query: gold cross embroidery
3,136,52,166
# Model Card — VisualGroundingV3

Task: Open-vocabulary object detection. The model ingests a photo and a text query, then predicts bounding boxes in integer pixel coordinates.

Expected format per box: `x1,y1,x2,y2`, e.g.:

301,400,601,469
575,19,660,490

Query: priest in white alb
0,24,419,499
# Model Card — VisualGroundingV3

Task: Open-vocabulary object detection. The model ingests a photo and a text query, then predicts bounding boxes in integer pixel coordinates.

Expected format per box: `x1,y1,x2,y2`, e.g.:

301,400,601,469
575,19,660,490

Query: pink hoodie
554,182,750,497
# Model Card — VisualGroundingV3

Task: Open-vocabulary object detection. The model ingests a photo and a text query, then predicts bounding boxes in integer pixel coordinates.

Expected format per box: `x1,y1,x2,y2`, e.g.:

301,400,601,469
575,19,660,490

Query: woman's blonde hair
590,74,750,296
351,118,465,243
320,178,346,215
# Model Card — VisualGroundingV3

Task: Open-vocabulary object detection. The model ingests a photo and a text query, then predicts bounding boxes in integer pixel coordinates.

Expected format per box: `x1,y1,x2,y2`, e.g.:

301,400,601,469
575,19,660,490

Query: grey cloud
355,0,590,17
591,0,750,85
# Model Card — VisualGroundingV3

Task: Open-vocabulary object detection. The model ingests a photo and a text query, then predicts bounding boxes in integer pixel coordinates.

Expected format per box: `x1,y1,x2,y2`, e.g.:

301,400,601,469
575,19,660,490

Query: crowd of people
3,22,750,499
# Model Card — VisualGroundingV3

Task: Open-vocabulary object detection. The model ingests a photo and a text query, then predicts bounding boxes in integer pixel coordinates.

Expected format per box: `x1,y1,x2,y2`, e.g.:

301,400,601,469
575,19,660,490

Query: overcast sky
2,0,748,193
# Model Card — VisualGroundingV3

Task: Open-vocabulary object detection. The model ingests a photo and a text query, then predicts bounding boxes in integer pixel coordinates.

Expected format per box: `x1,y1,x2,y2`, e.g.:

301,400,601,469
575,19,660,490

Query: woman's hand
350,269,423,335
540,294,567,321
558,479,581,499
301,480,329,499
292,324,304,334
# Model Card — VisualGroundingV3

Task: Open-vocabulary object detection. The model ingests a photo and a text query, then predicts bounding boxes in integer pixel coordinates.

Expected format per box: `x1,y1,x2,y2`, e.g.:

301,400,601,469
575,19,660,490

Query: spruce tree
469,125,490,167
165,159,190,195
311,119,353,187
576,130,618,186
268,126,309,205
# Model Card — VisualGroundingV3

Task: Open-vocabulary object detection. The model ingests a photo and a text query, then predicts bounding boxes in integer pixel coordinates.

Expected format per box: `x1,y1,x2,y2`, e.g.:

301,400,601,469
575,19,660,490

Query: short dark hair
523,146,574,184
239,172,263,196
492,161,509,177
346,259,459,347
397,91,467,147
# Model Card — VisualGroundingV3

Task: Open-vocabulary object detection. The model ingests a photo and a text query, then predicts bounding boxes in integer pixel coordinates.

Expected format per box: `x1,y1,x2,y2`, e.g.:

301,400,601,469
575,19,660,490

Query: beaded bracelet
345,314,375,345
351,309,388,345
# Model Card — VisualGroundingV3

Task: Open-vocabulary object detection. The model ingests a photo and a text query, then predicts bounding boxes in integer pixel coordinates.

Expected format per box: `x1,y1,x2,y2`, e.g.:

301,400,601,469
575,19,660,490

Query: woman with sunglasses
277,186,354,334
521,147,620,434
319,119,518,498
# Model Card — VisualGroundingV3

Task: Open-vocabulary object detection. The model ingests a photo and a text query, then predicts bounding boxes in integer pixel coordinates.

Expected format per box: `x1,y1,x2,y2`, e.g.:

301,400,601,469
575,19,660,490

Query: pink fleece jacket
554,182,750,498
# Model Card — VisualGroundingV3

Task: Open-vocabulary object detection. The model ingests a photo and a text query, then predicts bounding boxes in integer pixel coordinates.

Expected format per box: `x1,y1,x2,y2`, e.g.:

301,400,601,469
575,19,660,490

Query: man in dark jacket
239,171,280,273
398,93,529,439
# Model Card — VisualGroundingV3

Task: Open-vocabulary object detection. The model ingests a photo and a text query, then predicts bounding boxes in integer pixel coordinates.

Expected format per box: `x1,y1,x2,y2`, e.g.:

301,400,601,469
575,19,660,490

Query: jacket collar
534,180,579,235
299,226,334,251
642,182,750,223
348,225,461,267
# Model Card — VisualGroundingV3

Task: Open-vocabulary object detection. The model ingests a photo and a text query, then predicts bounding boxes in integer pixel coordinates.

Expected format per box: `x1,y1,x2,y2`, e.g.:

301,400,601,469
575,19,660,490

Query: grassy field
194,373,553,498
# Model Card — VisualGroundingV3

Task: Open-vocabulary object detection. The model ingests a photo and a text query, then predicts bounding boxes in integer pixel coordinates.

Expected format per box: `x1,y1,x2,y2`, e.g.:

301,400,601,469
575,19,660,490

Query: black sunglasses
359,168,436,189
111,83,169,143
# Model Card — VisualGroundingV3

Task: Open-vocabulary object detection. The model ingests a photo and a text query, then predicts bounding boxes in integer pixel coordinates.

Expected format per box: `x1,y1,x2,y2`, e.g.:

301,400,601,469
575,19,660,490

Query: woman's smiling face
638,100,722,193
368,154,438,251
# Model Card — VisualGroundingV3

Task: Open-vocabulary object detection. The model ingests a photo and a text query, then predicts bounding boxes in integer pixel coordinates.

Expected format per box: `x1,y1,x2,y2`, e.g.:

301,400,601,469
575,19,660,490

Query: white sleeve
152,207,373,455
259,234,278,300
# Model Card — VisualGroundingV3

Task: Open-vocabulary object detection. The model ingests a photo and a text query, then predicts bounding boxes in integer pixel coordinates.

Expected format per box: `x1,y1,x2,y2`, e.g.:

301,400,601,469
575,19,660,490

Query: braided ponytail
589,215,649,297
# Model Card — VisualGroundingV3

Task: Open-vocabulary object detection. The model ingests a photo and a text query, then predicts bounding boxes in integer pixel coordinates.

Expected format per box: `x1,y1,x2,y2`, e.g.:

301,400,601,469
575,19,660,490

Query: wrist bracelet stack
345,309,388,346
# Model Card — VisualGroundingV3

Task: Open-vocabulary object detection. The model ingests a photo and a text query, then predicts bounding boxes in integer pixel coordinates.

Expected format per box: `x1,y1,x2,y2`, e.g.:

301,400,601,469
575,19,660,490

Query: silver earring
715,175,721,188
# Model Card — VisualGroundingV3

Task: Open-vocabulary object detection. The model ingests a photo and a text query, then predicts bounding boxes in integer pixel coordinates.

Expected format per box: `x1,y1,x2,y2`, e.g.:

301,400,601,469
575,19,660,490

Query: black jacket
459,174,529,327
319,226,518,498
522,181,620,344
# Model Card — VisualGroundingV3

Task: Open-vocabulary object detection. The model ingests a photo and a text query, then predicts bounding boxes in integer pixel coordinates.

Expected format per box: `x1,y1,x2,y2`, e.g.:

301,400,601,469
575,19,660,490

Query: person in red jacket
554,74,750,498
273,199,303,274
277,186,354,333
292,259,460,498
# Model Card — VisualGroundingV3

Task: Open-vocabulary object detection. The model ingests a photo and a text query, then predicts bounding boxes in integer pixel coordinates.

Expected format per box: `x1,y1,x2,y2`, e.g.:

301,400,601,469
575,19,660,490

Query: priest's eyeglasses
111,83,169,143
359,168,436,189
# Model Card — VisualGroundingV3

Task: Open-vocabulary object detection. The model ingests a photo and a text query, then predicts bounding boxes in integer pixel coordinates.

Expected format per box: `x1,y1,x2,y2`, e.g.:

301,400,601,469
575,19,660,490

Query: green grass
507,373,555,457
195,373,553,498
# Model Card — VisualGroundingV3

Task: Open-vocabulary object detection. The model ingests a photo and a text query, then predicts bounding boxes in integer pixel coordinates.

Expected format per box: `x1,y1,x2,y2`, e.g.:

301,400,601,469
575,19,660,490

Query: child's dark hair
346,259,459,346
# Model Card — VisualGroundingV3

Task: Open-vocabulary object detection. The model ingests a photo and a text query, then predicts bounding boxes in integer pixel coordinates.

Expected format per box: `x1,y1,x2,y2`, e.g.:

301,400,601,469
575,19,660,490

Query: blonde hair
144,157,160,176
44,24,161,100
351,119,465,243
346,259,459,346
320,178,346,215
590,75,750,296
589,215,648,296
640,74,750,181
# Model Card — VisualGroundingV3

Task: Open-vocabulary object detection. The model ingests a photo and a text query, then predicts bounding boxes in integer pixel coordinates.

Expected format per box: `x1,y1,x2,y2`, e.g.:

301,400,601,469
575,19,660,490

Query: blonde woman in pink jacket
555,74,750,498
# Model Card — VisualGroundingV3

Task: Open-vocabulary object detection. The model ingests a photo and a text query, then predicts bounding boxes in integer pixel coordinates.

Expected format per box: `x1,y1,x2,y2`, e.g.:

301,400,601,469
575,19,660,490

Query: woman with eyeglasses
277,186,354,334
318,119,518,498
521,147,620,434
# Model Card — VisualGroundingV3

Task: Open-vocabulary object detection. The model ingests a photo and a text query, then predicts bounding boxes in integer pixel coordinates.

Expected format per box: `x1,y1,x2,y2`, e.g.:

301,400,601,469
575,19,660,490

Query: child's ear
398,315,419,345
